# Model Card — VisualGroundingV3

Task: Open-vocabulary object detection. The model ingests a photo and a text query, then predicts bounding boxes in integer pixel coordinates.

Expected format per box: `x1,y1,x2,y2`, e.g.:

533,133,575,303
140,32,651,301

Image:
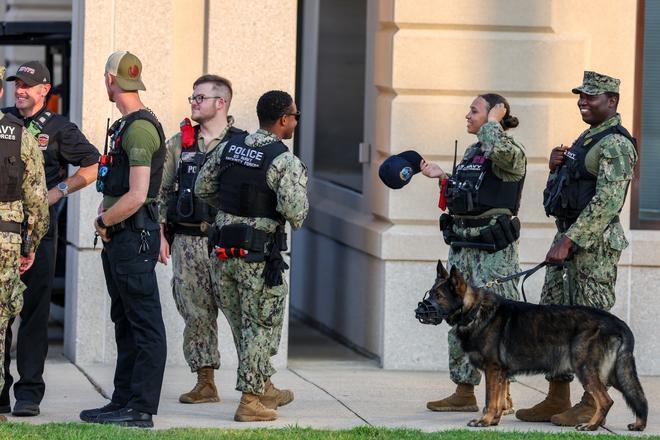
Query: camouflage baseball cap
572,71,620,95
105,51,146,91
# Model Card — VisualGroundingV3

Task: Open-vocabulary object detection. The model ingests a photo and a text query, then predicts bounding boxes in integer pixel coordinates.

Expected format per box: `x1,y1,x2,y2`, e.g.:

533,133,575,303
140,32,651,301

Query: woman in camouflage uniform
421,94,526,414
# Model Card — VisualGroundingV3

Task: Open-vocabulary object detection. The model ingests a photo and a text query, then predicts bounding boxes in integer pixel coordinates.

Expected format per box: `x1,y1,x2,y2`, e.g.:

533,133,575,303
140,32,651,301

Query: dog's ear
437,260,449,279
449,265,468,297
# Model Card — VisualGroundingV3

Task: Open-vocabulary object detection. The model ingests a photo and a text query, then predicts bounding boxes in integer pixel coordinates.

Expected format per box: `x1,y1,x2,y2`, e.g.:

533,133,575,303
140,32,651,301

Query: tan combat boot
260,378,294,410
515,379,571,422
0,415,5,422
427,383,479,412
179,367,220,404
550,391,598,426
234,393,277,422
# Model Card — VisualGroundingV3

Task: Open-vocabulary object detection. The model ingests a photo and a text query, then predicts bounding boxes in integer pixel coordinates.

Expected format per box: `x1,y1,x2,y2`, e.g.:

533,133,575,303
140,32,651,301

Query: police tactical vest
2,106,67,190
167,125,248,224
100,109,166,198
543,124,636,220
0,113,25,202
445,144,525,216
217,138,288,220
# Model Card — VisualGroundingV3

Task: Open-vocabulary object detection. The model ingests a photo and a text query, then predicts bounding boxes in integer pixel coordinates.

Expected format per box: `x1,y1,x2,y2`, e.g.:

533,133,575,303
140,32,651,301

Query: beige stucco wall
368,0,658,371
65,0,298,367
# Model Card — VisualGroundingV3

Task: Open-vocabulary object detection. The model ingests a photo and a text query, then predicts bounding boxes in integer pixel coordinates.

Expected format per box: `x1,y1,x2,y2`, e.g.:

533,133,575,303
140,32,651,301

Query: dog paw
468,418,497,427
576,423,598,431
628,422,645,431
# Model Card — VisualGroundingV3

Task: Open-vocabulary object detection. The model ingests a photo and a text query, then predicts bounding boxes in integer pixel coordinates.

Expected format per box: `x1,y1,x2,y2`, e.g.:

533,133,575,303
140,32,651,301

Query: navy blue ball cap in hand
378,150,424,189
398,150,423,173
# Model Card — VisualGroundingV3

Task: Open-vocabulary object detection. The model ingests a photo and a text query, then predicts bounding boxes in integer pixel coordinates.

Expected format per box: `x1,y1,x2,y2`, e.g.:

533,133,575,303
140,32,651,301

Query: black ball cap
6,61,51,86
378,150,424,189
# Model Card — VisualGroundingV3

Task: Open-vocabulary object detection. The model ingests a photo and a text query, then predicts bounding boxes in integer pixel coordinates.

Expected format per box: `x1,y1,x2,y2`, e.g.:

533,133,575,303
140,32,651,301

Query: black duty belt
556,215,619,233
0,220,21,234
107,204,158,235
173,223,207,237
454,215,507,229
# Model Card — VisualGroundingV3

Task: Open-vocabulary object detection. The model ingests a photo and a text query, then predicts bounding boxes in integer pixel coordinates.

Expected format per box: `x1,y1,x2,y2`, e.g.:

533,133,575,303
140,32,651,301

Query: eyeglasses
188,95,224,105
285,111,301,121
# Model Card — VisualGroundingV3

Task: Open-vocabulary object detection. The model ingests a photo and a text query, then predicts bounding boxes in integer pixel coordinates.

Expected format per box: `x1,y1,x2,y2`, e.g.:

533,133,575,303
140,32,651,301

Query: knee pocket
116,260,158,297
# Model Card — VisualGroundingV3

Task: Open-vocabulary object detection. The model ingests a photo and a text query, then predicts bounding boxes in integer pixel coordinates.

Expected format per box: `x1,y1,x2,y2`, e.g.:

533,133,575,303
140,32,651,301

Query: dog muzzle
415,291,444,325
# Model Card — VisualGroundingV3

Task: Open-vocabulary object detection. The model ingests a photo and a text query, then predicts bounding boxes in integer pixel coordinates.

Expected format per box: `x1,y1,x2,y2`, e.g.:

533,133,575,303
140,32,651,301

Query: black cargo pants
100,215,166,415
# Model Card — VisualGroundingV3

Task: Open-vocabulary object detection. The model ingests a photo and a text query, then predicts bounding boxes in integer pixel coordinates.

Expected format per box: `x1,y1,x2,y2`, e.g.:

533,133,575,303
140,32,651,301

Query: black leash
484,261,552,303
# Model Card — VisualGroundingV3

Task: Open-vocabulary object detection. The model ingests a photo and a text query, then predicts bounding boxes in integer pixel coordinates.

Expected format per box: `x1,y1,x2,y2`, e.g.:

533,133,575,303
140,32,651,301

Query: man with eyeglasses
196,90,308,422
157,74,246,405
0,61,99,418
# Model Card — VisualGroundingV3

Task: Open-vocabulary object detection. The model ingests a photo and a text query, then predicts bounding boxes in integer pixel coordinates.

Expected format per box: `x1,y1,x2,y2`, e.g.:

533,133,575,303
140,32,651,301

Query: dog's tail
612,329,648,426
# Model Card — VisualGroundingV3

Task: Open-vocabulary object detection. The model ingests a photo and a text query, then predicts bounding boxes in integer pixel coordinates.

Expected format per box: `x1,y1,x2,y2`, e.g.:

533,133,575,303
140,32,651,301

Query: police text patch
224,144,265,168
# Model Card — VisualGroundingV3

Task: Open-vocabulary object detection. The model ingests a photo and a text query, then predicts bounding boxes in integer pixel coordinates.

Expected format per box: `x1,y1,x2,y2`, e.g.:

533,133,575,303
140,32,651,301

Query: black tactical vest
167,125,248,224
543,124,636,220
2,106,68,190
217,138,288,220
99,109,166,198
445,144,525,216
0,113,25,202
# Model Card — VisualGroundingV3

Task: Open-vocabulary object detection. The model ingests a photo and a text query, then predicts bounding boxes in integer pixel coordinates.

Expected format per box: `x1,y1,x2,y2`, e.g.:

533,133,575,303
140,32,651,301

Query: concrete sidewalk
4,327,660,435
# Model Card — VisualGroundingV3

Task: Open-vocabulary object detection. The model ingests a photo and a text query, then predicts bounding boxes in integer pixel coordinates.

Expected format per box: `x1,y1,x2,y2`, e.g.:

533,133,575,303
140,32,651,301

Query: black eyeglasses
285,111,301,121
188,95,224,105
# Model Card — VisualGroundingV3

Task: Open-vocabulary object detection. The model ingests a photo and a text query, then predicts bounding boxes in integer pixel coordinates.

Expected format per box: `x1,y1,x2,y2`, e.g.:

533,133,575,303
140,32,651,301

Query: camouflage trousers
210,257,286,395
172,234,220,372
540,230,620,311
0,244,26,391
447,224,521,386
541,230,621,382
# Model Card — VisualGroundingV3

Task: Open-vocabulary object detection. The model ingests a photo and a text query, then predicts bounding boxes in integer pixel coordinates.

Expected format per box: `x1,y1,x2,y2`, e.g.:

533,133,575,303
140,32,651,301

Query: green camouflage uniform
541,71,635,382
158,117,237,372
540,114,636,311
447,121,526,386
541,71,634,311
0,110,49,392
195,128,308,394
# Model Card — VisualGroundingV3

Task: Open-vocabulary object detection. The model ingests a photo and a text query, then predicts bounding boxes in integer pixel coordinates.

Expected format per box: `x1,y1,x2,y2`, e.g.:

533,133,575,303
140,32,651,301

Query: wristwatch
57,181,69,197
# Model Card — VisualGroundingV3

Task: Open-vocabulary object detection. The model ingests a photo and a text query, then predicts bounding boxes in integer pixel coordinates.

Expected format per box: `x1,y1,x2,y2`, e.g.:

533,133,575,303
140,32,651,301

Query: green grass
0,425,657,440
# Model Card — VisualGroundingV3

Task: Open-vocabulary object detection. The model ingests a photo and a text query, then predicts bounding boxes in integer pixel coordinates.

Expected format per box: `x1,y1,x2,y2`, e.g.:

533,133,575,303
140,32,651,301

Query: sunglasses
285,111,301,121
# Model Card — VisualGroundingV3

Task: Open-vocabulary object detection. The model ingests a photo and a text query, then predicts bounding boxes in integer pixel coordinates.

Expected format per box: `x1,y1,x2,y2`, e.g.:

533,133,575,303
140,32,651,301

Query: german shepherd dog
415,261,647,431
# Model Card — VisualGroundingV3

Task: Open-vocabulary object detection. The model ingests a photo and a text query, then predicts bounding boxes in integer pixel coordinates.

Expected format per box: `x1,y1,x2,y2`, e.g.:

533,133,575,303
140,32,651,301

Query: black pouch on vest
102,153,131,196
487,222,509,251
218,224,270,252
219,224,253,249
497,216,515,244
479,226,496,249
509,217,521,241
439,213,459,245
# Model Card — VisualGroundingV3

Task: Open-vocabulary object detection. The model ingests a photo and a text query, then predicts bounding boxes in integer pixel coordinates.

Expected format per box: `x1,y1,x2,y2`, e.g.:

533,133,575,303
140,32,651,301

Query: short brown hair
193,74,233,103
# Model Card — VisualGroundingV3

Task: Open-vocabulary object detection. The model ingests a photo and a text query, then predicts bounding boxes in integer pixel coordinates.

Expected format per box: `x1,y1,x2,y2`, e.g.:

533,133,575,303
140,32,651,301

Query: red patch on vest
128,65,139,78
180,118,195,148
37,134,49,150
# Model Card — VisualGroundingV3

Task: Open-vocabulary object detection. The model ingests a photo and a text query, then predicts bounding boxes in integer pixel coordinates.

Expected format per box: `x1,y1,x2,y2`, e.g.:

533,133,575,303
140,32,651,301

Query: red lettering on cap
128,65,139,78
